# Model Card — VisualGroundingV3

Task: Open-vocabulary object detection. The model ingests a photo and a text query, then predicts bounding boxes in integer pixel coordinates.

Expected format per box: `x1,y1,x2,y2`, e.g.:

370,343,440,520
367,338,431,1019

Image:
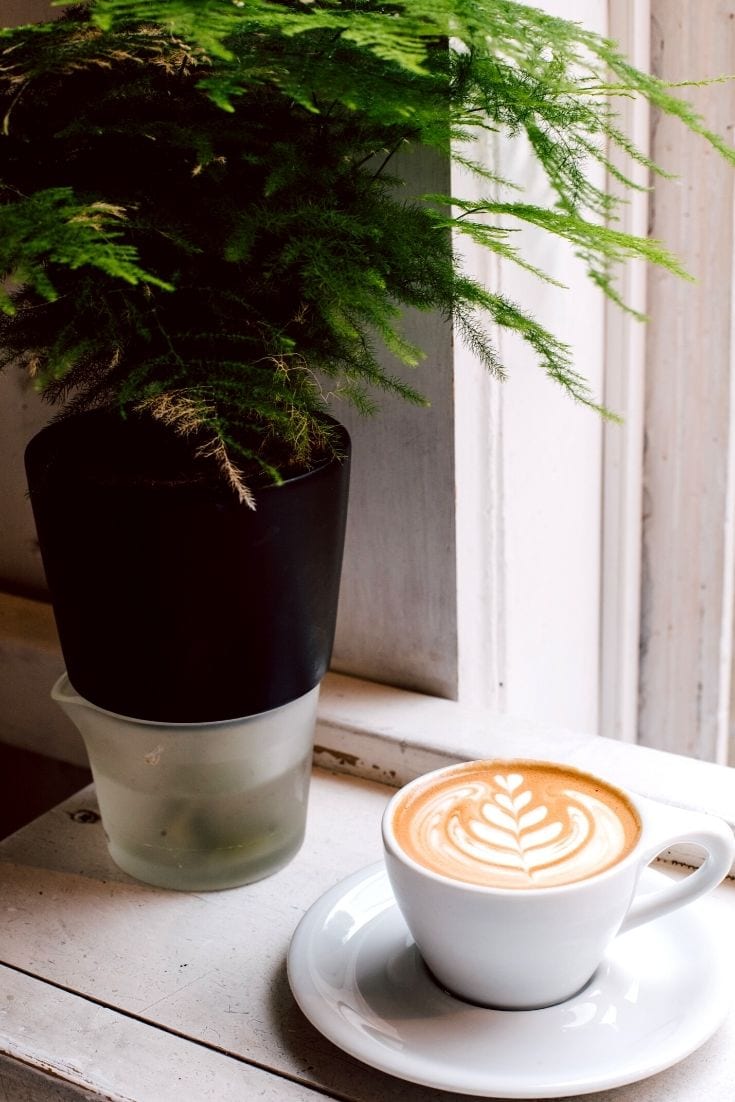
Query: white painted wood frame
337,0,735,760
335,0,610,736
600,0,651,745
640,0,735,764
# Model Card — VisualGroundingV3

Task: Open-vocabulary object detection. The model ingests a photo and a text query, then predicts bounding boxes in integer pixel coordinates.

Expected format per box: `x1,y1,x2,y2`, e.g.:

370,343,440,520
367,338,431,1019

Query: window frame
333,0,614,733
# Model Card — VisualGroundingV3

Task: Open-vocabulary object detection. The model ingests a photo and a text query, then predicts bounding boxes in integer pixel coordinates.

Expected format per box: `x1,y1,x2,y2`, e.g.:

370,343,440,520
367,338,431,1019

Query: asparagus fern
0,1,731,497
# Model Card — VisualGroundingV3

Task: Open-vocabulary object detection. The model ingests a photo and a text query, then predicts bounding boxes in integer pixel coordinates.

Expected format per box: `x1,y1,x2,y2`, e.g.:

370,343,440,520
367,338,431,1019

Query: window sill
3,590,735,872
1,767,734,1102
317,671,735,872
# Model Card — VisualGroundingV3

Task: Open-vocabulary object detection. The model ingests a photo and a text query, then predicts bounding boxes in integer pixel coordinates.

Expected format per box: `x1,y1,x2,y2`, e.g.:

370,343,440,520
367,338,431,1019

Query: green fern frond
0,0,730,481
0,187,172,313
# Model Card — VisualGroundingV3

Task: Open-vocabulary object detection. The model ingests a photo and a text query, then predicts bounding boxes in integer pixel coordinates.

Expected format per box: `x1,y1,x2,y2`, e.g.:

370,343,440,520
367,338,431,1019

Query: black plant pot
25,409,351,723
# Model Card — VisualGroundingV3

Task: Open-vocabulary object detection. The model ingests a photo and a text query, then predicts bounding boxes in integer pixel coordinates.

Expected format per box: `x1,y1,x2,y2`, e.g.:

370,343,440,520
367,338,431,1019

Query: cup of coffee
382,758,734,1010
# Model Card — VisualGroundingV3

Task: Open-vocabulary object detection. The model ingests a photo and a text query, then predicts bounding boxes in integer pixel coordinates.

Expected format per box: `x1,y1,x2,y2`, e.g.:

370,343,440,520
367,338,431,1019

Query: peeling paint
313,744,360,769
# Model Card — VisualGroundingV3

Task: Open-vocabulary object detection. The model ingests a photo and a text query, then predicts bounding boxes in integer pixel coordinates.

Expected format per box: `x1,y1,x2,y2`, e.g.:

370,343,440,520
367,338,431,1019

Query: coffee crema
391,760,641,889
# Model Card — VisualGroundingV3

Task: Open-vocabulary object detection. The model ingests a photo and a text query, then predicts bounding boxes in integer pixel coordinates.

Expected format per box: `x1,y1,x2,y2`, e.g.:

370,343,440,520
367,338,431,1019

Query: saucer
287,862,731,1098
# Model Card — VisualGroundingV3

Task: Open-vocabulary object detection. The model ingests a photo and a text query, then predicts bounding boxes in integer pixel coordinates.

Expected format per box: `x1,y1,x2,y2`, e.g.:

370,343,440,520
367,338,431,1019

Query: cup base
424,961,599,1012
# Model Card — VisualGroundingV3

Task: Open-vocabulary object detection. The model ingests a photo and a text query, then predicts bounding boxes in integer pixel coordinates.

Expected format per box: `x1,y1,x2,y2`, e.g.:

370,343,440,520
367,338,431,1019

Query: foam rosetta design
395,764,640,888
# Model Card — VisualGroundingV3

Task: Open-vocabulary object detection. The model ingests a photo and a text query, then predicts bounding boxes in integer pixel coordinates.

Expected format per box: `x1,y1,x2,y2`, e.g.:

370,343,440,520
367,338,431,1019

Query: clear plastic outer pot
52,673,318,891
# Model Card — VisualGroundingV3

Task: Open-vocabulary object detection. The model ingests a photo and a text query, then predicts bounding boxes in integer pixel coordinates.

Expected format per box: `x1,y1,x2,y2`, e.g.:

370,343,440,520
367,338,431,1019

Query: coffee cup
381,758,735,1010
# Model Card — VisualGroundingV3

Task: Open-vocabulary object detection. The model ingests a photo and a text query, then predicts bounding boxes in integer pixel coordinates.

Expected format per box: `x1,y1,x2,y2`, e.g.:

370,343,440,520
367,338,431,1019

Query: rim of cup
381,757,649,897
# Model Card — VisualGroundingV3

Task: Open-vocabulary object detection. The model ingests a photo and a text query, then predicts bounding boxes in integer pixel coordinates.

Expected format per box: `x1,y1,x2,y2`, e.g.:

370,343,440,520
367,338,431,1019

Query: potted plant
1,0,731,889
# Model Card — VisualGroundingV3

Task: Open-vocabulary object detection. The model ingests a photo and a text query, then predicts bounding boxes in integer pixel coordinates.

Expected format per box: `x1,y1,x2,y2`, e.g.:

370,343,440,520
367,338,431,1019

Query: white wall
0,1,56,595
640,0,735,764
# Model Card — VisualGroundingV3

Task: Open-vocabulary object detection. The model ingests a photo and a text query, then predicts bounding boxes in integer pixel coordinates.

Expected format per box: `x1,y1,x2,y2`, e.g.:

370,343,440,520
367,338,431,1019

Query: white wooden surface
494,0,608,733
3,580,735,871
330,143,460,701
6,586,735,854
600,0,650,745
641,0,735,763
450,129,506,713
314,673,735,865
0,593,80,763
1,767,735,1102
0,966,329,1102
332,0,611,727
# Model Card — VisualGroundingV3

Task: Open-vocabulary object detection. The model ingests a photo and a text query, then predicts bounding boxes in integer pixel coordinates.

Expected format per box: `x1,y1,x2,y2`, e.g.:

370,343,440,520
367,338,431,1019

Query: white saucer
287,862,731,1098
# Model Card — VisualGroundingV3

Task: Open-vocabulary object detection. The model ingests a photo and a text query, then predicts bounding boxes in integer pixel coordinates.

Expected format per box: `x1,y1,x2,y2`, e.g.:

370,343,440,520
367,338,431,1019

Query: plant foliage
0,0,732,497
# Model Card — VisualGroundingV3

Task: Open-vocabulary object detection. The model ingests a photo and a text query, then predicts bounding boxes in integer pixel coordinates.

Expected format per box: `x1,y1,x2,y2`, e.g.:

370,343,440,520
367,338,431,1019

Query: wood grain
641,0,735,761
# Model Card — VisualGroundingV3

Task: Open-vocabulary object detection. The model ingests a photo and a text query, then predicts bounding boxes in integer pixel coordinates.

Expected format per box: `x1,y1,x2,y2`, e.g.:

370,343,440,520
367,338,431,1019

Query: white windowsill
316,672,735,874
3,590,735,873
2,591,735,1098
1,768,734,1102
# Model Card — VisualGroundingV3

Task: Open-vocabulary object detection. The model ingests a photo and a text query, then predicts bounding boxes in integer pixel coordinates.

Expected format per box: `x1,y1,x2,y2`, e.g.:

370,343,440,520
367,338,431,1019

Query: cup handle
619,798,734,935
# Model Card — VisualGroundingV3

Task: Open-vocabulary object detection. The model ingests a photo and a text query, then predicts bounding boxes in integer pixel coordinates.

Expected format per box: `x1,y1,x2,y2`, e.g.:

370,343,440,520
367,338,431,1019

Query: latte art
392,762,640,888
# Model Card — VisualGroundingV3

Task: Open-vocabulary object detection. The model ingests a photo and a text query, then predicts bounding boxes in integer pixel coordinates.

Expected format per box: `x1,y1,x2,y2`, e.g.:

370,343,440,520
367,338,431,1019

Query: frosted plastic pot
53,673,318,891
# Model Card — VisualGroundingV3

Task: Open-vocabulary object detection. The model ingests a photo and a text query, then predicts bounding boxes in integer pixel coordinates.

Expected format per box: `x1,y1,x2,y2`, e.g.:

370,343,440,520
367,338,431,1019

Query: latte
390,760,641,889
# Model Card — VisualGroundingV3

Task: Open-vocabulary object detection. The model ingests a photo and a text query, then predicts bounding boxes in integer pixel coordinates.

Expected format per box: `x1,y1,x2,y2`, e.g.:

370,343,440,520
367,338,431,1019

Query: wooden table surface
1,767,734,1102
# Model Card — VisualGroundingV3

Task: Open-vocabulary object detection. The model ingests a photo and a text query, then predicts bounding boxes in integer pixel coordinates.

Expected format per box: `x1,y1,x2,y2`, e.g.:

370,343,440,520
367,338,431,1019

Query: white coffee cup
382,758,735,1010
